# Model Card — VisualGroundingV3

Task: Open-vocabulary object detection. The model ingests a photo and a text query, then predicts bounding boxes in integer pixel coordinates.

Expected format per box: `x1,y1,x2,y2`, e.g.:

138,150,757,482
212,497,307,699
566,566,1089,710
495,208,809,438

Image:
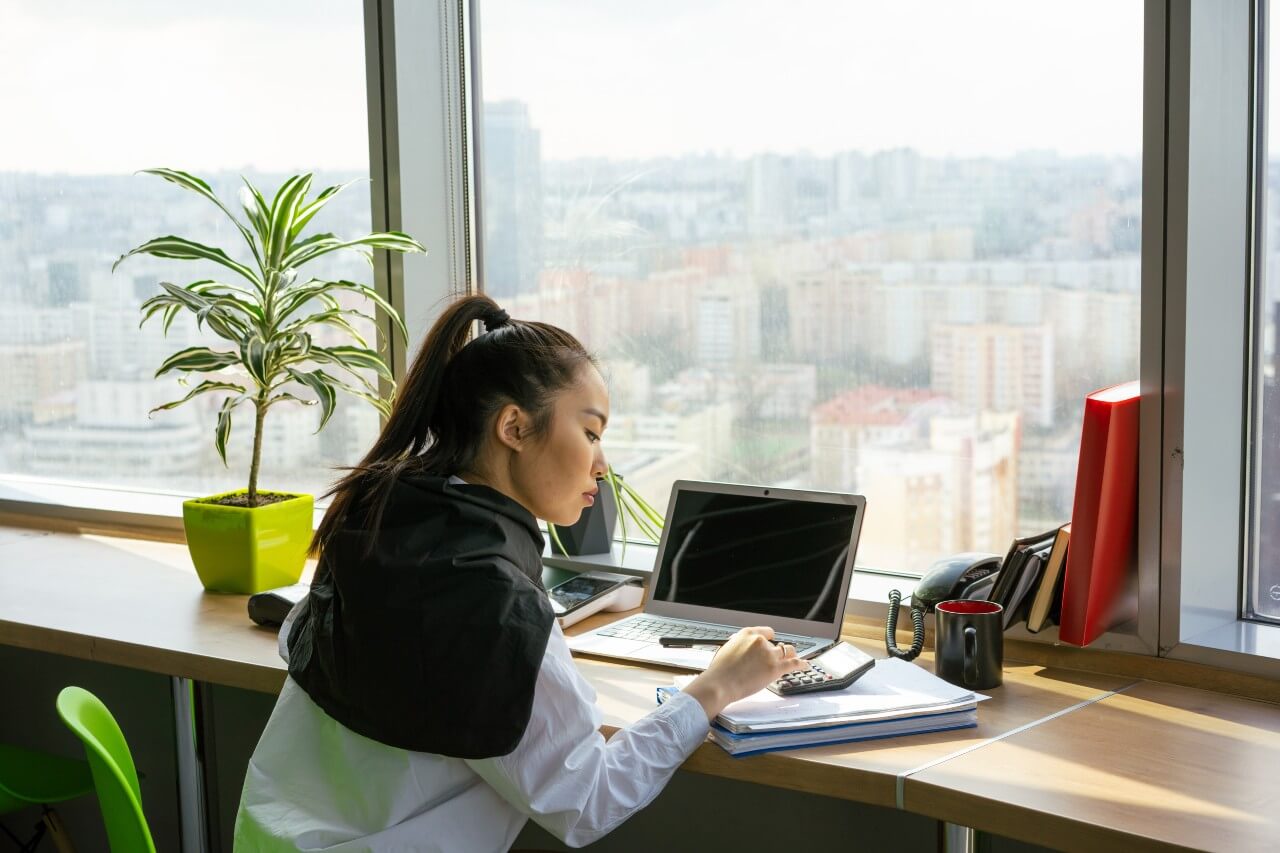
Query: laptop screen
649,488,858,623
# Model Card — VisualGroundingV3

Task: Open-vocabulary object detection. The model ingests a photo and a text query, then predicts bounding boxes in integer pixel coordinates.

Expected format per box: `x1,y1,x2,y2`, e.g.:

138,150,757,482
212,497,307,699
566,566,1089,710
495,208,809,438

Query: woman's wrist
683,674,732,722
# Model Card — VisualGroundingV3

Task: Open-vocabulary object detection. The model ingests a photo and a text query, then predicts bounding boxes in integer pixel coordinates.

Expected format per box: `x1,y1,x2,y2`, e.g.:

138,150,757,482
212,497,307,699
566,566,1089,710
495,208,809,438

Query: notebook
657,657,984,756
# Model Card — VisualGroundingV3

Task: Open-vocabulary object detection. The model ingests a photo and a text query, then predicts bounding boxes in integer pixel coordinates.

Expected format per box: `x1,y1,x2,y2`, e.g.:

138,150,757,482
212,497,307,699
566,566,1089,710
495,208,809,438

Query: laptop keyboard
597,616,815,652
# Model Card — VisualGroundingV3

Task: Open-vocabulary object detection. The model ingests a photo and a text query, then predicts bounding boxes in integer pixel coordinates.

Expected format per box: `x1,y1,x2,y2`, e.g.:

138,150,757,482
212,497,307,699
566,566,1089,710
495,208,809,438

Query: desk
1,528,1278,853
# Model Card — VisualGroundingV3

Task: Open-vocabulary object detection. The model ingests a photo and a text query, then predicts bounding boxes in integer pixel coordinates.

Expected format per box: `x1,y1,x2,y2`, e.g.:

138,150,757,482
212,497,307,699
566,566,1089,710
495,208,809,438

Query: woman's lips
583,490,597,505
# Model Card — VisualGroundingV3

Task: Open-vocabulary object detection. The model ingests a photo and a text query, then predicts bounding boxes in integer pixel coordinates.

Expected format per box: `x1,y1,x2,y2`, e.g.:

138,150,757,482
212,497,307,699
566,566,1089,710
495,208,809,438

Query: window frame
9,0,1280,671
1157,0,1280,676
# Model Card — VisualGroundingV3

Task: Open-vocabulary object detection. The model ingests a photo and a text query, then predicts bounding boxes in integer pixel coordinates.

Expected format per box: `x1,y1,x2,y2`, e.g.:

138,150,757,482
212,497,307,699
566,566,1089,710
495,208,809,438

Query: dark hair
312,294,596,555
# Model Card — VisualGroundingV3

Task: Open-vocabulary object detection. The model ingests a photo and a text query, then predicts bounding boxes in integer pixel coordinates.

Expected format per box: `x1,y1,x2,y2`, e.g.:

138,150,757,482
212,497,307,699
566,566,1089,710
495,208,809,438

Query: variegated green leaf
114,236,262,290
282,309,373,348
265,391,316,409
266,332,311,374
139,294,184,328
149,380,246,415
197,304,248,342
282,231,426,269
316,368,392,418
161,304,183,336
214,395,244,466
241,336,270,387
295,280,408,342
239,179,271,246
189,280,263,310
139,169,263,268
284,367,338,431
290,179,361,241
158,280,211,313
155,346,240,377
310,345,393,381
267,174,313,267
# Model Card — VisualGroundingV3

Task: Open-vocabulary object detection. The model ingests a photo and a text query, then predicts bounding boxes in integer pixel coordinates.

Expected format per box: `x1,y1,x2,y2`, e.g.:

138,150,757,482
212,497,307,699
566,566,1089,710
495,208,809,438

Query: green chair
0,741,93,852
55,686,156,853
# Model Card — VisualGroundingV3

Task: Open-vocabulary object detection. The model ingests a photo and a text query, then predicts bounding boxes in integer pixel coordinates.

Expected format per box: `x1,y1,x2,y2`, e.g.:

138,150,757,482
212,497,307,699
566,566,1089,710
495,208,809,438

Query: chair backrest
56,686,156,853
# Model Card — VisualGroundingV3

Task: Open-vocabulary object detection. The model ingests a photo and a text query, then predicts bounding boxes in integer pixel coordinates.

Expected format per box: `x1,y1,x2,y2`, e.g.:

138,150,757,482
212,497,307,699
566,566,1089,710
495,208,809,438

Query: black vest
287,475,554,758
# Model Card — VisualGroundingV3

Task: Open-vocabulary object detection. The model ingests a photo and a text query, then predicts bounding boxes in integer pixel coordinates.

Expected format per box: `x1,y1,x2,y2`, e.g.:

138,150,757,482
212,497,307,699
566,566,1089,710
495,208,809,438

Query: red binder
1059,380,1140,646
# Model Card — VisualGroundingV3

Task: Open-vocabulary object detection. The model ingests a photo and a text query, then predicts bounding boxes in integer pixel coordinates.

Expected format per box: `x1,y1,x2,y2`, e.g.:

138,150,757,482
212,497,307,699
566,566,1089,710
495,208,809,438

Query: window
1251,1,1280,624
476,0,1143,573
0,1,375,501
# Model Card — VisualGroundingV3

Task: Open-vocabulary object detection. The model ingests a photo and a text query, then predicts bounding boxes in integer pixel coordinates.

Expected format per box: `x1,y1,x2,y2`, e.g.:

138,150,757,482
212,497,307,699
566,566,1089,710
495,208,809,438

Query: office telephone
885,552,1001,661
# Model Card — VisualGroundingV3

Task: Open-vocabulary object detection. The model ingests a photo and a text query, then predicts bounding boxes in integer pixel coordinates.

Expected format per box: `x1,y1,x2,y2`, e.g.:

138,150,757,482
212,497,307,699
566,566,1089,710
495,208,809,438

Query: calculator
768,642,877,696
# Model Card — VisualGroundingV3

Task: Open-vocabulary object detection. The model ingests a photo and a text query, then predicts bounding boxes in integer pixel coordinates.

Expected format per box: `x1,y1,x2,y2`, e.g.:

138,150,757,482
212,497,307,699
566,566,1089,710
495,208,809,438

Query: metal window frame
1245,0,1278,625
365,0,474,371
1160,0,1280,676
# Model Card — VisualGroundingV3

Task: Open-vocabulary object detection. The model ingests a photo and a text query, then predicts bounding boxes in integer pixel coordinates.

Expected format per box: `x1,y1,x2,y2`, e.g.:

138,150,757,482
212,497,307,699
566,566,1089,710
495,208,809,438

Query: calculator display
548,575,618,613
815,643,873,678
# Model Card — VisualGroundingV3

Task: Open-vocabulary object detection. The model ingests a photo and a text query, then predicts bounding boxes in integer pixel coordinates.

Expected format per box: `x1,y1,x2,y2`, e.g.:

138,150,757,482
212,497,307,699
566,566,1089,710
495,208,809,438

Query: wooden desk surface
905,679,1280,853
569,611,1133,809
0,530,290,693
2,528,1278,852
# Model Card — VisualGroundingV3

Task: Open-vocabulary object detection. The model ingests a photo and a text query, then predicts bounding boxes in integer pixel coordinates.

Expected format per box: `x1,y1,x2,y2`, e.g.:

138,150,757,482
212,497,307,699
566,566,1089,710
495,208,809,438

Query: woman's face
509,365,610,526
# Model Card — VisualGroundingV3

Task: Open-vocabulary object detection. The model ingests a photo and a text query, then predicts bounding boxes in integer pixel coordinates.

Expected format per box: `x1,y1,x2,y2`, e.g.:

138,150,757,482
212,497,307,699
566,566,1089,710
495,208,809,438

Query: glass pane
1252,7,1280,622
477,0,1142,573
0,1,376,501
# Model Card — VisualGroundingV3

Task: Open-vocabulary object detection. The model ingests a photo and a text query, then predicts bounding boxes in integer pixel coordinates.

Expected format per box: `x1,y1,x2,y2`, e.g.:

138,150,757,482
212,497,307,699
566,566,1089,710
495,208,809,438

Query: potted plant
548,466,665,557
114,168,425,594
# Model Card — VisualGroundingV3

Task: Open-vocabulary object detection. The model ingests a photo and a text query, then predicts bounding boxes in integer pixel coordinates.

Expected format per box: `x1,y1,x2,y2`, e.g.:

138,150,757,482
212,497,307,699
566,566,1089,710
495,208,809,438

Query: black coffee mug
934,599,1003,690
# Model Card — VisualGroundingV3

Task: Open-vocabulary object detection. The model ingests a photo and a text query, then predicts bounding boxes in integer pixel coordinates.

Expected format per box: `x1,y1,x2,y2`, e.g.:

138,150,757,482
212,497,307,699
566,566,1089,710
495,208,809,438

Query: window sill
1170,618,1280,678
0,475,328,539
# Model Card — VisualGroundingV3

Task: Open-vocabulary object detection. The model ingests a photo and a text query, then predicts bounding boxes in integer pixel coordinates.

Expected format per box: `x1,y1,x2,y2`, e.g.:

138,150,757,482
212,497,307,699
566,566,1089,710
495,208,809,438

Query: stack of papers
658,658,985,757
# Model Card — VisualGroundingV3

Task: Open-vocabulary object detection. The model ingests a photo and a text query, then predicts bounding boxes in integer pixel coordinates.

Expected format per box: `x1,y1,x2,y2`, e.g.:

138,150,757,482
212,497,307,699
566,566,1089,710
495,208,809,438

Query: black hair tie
483,309,510,332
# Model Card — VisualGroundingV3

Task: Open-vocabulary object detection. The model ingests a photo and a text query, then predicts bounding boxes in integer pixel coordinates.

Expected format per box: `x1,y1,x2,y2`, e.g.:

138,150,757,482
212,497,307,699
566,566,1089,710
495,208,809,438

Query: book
1026,524,1070,633
1059,381,1141,646
1002,551,1045,629
988,528,1058,615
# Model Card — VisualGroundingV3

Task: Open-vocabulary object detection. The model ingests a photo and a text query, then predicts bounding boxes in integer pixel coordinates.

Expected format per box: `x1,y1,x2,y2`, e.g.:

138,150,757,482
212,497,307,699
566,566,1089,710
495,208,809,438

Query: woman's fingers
774,642,809,673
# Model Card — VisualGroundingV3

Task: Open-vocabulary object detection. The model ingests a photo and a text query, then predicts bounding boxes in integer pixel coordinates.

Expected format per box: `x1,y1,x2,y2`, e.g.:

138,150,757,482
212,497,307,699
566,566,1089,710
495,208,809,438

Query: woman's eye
586,431,601,444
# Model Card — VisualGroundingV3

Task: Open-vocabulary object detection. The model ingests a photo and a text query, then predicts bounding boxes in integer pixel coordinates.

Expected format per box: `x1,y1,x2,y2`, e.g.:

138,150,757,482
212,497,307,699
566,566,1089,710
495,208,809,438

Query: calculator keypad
773,664,834,693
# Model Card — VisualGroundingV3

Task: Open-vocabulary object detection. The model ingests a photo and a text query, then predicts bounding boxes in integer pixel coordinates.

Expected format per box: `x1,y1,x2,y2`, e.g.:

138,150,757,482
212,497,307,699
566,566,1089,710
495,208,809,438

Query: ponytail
312,294,594,555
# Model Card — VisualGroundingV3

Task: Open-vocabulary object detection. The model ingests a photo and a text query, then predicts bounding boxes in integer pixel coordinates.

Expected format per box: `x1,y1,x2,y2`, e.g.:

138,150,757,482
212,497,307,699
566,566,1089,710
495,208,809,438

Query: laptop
566,480,866,671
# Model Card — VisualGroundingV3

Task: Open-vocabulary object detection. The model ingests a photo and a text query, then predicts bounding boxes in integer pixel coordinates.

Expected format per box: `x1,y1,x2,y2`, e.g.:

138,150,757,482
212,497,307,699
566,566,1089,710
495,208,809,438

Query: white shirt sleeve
465,624,710,848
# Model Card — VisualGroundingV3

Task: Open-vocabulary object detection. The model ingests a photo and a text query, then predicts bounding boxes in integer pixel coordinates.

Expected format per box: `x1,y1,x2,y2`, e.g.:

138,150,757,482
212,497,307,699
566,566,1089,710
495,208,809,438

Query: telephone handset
885,552,1001,661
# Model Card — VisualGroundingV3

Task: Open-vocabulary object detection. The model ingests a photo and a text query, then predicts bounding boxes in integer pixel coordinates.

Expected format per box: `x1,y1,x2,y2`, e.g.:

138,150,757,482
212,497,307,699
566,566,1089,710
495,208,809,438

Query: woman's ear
494,403,530,452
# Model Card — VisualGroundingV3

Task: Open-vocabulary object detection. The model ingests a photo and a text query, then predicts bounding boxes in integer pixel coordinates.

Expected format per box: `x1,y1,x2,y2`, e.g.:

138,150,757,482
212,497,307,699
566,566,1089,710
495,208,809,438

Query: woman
234,294,808,851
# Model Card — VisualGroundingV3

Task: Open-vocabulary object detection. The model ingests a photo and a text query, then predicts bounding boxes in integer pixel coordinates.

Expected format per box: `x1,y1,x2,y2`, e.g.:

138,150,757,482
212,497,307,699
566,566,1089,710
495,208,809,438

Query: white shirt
233,610,710,852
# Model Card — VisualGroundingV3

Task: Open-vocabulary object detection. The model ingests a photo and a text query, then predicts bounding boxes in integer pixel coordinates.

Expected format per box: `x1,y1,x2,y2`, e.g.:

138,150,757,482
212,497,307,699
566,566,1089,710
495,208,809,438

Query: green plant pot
182,490,313,594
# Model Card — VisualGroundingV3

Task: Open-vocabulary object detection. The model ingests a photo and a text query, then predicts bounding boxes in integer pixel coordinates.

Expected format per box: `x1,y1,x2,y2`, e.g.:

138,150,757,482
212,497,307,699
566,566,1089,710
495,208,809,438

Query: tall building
482,100,543,298
694,276,760,367
809,386,1019,570
931,323,1055,428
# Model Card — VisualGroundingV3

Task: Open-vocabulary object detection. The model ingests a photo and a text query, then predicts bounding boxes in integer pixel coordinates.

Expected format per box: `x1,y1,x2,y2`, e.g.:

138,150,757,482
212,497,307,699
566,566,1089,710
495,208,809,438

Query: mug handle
963,625,978,686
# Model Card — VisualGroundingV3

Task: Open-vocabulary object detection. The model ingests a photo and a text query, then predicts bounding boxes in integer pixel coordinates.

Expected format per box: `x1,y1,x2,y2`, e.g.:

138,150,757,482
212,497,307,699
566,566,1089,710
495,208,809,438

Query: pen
658,636,788,649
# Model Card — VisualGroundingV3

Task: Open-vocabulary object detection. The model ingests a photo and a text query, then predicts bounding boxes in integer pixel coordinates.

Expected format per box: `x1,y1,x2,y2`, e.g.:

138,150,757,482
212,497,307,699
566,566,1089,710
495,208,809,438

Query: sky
0,0,1145,174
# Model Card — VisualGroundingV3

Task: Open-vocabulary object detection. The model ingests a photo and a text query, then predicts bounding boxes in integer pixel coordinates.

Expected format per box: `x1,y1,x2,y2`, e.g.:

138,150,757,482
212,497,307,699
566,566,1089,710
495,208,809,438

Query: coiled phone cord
885,589,925,661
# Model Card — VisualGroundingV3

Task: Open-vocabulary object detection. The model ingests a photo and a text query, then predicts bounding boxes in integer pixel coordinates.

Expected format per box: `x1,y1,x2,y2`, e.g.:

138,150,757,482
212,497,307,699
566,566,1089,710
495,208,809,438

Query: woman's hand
682,627,809,721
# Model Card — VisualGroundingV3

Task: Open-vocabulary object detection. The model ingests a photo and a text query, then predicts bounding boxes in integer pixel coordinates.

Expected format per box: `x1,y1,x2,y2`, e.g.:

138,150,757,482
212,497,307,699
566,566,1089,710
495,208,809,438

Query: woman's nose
592,448,608,481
